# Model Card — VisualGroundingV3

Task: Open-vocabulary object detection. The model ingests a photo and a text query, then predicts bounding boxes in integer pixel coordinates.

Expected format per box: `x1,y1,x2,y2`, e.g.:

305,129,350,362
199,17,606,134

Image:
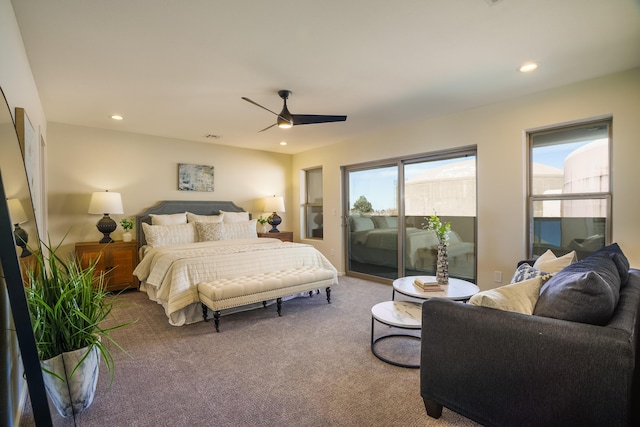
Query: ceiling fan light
278,121,292,129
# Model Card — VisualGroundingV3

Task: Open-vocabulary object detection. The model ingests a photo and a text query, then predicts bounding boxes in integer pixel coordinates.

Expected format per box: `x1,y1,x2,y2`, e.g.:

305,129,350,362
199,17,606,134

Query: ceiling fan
242,90,347,132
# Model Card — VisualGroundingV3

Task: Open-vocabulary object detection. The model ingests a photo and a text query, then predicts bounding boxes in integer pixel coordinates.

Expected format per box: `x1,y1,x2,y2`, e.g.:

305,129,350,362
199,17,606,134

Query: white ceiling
11,0,640,154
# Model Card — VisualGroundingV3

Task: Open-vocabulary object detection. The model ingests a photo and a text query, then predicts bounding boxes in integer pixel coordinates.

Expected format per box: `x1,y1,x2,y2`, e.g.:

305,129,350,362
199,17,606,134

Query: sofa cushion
532,249,576,273
533,253,621,325
469,276,544,315
593,243,630,285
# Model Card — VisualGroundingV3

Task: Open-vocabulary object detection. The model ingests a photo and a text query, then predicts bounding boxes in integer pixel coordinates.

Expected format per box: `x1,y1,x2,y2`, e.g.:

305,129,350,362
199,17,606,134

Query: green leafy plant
120,218,134,231
24,238,133,383
422,214,451,244
257,216,269,225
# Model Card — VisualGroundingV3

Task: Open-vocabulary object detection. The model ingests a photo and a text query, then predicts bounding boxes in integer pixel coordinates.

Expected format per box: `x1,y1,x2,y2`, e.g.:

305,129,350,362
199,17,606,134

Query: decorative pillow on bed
186,212,223,223
350,216,375,232
195,220,258,241
149,212,187,225
469,276,545,315
142,222,195,247
532,249,576,273
194,222,225,241
224,219,258,240
219,210,250,223
371,216,398,229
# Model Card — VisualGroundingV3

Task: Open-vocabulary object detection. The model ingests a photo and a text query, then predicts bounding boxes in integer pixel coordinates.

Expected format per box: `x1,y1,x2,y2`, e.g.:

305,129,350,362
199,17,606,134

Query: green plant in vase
24,238,133,418
423,214,451,285
120,218,134,242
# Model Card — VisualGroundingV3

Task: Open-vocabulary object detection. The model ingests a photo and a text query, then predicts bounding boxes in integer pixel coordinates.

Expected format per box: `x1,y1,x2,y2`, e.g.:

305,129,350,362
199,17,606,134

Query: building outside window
527,118,612,260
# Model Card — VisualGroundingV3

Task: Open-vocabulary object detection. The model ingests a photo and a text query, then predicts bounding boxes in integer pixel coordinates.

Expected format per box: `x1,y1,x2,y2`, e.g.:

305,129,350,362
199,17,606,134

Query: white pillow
468,276,544,315
350,216,375,232
533,249,576,273
142,222,195,247
219,210,250,223
224,219,258,240
194,222,225,242
186,212,223,223
150,212,187,225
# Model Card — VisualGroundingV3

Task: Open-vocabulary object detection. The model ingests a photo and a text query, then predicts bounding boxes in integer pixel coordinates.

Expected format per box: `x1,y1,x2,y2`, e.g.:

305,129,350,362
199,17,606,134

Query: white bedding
134,238,338,326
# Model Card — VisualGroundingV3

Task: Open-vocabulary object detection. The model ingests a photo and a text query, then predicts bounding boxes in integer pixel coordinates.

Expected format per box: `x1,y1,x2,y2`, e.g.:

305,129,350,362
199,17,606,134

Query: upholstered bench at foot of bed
197,266,336,332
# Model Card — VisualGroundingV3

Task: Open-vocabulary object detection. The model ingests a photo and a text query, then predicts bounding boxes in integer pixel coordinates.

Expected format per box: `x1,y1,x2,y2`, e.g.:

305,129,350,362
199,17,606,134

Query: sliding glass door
344,149,476,282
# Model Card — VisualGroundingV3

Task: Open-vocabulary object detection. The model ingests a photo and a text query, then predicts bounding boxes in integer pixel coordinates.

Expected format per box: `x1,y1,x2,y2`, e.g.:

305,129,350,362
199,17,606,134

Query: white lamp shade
263,196,285,213
88,191,124,214
7,198,28,225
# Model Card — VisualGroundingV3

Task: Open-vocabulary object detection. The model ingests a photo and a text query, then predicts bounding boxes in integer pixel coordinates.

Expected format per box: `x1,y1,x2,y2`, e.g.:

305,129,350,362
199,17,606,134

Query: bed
133,200,338,326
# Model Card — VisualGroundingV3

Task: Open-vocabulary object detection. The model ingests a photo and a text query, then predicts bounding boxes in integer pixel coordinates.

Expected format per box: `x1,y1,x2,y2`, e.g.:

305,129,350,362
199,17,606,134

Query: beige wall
292,68,640,290
46,123,292,257
0,0,48,424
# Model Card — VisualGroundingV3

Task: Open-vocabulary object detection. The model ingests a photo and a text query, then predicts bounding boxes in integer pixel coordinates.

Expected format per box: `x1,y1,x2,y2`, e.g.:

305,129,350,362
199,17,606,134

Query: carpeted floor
20,276,480,427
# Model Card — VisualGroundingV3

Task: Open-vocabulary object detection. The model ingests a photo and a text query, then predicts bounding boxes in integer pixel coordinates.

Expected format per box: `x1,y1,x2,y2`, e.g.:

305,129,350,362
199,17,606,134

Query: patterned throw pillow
510,263,552,284
195,222,225,242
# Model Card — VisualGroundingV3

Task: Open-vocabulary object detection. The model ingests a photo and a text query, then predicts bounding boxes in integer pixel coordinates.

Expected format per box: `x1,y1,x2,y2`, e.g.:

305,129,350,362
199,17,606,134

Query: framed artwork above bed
178,163,214,191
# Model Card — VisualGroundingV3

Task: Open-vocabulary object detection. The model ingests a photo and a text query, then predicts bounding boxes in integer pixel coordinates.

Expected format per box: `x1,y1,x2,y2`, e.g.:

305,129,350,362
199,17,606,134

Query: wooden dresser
75,240,139,292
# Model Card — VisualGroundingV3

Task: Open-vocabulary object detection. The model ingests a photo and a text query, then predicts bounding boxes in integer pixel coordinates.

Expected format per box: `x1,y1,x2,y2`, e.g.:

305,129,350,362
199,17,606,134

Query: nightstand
75,240,139,292
257,231,293,242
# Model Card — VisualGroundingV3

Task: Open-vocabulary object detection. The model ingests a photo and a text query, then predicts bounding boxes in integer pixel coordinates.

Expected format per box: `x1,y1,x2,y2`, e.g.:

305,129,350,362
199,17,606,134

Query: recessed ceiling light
110,115,124,120
519,62,538,73
280,141,287,146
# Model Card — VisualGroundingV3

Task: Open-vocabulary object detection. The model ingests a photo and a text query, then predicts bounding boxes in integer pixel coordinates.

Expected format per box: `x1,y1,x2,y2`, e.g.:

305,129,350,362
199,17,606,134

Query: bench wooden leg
326,287,331,303
214,311,221,332
201,303,209,322
276,298,283,316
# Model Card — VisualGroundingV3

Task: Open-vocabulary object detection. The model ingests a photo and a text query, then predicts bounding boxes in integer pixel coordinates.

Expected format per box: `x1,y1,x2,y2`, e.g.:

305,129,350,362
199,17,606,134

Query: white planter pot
40,344,100,418
122,231,132,242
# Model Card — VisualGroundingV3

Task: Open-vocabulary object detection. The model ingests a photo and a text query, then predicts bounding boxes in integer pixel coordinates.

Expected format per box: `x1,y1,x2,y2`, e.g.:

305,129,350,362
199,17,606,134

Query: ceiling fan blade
291,114,347,125
258,123,277,133
241,97,281,117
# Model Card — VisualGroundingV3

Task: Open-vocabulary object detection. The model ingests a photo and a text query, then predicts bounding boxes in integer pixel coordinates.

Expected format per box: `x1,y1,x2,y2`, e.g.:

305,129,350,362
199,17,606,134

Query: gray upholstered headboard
135,200,246,247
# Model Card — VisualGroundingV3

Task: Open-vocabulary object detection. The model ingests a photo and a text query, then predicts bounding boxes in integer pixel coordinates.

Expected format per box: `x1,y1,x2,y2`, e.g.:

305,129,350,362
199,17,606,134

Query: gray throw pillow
533,254,621,325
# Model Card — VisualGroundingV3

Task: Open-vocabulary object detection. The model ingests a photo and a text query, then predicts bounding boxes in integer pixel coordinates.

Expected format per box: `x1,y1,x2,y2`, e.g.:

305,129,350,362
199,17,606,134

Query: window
343,148,477,282
527,119,612,260
304,167,323,239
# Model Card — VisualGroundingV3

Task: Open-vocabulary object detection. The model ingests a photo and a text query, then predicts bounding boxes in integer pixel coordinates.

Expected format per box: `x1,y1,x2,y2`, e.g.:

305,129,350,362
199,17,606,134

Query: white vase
122,231,132,242
40,344,100,418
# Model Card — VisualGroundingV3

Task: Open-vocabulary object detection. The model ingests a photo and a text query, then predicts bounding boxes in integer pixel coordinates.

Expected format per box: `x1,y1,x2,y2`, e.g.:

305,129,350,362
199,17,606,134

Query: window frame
526,117,613,259
303,167,323,240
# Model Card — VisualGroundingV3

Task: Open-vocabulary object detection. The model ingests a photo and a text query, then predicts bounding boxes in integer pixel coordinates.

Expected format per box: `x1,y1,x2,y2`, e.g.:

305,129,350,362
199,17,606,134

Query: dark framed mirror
0,86,52,425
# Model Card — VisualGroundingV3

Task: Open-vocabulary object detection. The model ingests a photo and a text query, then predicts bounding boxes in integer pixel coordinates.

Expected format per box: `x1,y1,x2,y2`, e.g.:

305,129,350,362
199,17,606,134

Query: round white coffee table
370,301,422,369
392,275,479,302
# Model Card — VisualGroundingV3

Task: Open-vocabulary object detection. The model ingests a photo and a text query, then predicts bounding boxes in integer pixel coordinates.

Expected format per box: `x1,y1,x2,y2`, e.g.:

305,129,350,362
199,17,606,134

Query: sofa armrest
420,298,634,427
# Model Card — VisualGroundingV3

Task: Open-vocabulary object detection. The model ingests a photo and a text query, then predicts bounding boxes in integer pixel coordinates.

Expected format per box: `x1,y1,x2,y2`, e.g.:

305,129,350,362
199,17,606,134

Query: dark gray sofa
420,267,640,427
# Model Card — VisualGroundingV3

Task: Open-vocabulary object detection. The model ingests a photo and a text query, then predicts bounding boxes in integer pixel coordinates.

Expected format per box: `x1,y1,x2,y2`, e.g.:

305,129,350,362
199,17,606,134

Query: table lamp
263,195,285,233
88,190,124,243
7,198,31,257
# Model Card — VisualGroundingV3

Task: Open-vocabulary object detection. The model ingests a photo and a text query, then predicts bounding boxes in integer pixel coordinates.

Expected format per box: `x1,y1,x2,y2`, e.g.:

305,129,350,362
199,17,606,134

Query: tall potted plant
24,239,132,418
